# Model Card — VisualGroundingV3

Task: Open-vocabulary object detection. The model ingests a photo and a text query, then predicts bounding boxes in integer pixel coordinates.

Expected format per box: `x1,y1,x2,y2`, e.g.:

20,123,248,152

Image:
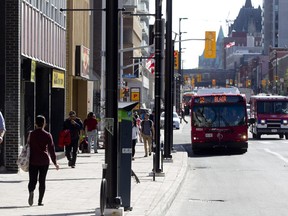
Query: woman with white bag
27,115,59,206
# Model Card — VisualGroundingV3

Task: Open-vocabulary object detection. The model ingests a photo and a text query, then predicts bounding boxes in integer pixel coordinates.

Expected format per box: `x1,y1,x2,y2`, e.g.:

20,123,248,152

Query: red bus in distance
191,87,248,153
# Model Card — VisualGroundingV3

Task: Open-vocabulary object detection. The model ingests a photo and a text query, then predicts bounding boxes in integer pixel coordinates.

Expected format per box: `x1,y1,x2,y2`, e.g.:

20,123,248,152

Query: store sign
130,87,140,110
52,70,65,88
75,45,90,80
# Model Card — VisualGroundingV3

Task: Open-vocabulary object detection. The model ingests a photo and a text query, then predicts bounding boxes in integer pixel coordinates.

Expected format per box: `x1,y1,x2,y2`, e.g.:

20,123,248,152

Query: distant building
262,0,288,54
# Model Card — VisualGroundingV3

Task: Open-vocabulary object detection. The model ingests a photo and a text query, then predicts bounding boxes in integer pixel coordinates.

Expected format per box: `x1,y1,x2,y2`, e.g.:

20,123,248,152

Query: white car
160,112,180,129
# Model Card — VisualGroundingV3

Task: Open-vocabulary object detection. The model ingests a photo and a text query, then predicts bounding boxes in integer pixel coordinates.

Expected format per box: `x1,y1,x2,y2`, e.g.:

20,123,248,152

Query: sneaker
144,154,147,157
71,165,75,168
28,192,34,206
94,150,98,153
149,152,151,156
38,203,44,206
132,157,135,160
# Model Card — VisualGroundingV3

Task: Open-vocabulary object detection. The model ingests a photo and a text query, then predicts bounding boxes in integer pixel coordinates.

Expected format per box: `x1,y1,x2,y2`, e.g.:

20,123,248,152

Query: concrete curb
148,151,188,216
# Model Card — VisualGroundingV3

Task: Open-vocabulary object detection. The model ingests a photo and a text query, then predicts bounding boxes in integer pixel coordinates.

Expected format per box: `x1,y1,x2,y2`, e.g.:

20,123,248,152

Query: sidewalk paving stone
0,141,187,216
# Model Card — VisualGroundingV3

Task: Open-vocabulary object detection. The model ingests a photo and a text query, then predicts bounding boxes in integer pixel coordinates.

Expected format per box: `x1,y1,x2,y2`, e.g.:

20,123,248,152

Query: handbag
17,132,31,172
58,129,71,148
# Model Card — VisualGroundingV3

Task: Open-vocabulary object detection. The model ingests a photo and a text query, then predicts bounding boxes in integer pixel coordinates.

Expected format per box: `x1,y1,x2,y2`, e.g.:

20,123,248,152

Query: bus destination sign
195,95,242,104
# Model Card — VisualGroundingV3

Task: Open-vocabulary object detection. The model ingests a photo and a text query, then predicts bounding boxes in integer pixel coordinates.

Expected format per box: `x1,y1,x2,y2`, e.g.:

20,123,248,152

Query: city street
166,127,288,216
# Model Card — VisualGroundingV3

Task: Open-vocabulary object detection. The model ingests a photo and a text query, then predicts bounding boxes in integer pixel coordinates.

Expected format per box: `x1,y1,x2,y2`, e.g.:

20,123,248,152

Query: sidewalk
0,139,188,216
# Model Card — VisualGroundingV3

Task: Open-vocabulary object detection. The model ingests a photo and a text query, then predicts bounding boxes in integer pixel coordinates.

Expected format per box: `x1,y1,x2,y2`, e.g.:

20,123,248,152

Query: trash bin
118,102,138,211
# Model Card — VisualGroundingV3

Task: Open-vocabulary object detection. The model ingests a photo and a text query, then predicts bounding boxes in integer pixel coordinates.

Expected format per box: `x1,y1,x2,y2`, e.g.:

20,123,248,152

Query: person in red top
84,112,98,153
28,115,59,206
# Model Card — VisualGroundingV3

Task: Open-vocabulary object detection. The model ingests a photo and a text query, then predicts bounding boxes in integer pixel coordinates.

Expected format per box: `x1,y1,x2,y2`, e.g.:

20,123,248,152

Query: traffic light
204,31,216,59
174,50,179,70
196,74,202,82
212,79,216,86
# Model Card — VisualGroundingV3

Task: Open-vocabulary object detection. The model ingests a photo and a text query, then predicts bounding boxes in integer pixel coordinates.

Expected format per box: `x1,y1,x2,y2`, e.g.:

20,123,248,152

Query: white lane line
264,148,288,163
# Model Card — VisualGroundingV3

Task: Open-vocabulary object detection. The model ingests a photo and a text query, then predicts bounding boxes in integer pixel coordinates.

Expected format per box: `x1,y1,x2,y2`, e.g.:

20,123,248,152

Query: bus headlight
242,134,247,140
283,120,288,125
260,119,266,125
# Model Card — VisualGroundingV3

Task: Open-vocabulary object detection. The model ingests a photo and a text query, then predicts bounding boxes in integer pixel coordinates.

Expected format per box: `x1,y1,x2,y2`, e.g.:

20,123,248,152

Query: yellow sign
130,87,141,110
204,31,216,59
174,50,179,70
52,70,65,88
131,92,140,101
31,60,36,82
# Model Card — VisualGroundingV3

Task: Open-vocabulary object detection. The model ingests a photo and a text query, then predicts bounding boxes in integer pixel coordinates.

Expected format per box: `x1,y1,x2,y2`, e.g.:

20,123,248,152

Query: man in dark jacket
63,111,83,168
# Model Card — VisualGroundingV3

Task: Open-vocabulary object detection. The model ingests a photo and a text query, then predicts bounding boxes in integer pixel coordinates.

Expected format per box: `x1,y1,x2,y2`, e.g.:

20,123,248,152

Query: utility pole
154,0,162,173
177,17,187,113
105,0,121,208
164,0,173,159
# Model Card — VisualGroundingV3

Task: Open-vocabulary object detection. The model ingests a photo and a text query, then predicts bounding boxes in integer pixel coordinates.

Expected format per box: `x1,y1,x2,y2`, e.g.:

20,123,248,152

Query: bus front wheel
285,133,288,140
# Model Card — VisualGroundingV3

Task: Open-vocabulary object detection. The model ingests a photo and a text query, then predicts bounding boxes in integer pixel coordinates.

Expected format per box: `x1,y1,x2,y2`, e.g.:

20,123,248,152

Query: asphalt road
167,117,288,216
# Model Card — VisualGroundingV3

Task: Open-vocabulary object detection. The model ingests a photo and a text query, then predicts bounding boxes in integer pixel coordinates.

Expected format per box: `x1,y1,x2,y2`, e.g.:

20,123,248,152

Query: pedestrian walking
134,113,142,142
132,118,139,160
63,111,83,168
83,112,98,153
141,113,155,157
28,115,59,206
0,111,6,145
181,108,188,124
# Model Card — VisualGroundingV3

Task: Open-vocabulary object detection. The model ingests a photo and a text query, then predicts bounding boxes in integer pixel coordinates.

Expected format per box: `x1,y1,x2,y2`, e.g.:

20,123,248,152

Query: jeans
87,129,98,153
65,138,79,165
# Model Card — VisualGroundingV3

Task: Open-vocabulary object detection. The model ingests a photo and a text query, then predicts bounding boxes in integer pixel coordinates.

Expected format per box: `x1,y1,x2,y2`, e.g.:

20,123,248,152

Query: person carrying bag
17,132,31,172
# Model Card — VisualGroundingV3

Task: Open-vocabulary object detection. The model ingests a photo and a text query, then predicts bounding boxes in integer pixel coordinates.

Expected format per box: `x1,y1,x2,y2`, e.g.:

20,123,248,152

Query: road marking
264,148,288,163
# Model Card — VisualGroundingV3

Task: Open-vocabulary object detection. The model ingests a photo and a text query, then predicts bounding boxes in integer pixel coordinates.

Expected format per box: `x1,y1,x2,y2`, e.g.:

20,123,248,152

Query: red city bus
249,94,288,139
191,87,248,153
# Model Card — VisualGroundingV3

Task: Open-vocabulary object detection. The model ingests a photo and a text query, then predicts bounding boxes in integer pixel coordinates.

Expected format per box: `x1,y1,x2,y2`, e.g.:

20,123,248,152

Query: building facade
0,0,66,171
262,0,288,54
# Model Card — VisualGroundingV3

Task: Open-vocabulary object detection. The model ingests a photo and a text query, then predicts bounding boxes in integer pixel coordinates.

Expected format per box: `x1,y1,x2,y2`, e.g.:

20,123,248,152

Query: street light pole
164,0,173,159
154,0,162,173
178,17,187,113
105,0,121,208
275,51,278,94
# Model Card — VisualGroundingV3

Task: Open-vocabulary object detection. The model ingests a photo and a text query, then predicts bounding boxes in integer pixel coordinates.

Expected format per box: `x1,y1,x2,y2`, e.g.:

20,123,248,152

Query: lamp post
178,17,187,113
275,51,278,94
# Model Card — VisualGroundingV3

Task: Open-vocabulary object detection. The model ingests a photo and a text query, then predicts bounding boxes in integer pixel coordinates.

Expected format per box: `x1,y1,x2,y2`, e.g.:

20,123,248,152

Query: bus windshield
257,101,288,114
192,104,246,128
183,95,192,103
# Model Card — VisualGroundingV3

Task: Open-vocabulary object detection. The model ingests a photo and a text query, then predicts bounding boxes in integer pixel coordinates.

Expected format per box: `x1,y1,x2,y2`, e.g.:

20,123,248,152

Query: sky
150,0,263,69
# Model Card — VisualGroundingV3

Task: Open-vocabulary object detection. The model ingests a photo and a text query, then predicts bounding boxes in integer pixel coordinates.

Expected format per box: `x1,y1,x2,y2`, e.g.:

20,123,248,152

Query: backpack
141,120,153,134
58,129,71,148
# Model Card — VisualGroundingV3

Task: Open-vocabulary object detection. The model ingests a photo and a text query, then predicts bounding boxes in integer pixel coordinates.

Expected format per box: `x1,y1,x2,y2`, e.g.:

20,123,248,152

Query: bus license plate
271,129,277,132
205,133,213,138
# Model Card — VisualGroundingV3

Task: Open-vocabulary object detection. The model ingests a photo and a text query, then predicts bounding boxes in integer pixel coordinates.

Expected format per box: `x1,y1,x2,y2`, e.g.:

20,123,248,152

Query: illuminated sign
194,95,243,104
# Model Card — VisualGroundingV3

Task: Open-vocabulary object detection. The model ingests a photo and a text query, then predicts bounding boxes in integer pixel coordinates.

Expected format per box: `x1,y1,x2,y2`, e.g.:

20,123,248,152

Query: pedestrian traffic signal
174,50,179,70
204,31,216,59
